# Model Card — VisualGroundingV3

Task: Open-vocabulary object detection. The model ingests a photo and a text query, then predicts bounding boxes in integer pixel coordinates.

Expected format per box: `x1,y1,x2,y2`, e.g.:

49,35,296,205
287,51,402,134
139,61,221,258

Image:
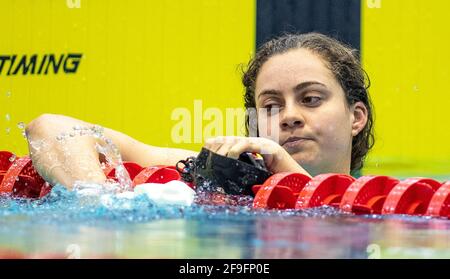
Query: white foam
134,180,196,206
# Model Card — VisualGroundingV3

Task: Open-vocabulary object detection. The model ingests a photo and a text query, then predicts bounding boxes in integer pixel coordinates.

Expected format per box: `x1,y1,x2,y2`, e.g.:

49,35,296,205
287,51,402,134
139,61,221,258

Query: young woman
25,32,374,189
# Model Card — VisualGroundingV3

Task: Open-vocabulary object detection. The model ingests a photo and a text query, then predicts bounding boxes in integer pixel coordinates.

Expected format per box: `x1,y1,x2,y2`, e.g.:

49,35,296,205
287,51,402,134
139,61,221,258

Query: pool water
0,186,449,259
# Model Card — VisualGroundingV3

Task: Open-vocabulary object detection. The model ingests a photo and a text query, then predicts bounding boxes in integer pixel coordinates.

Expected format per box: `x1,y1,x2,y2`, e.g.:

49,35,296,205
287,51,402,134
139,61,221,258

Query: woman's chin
290,153,317,173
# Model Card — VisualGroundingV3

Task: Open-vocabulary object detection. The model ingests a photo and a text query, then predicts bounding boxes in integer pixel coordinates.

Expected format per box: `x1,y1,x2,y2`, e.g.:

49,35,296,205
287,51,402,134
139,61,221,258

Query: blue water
0,186,449,258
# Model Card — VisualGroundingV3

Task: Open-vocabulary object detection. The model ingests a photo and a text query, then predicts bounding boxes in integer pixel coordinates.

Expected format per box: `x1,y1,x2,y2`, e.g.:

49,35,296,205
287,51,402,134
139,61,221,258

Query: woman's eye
264,104,280,110
263,104,280,114
302,96,321,106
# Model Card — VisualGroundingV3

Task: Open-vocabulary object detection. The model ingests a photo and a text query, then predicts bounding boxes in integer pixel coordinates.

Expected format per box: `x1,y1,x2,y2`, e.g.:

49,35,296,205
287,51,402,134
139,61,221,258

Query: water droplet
5,114,10,121
15,177,20,181
413,85,420,92
5,127,10,135
341,204,352,211
17,122,25,130
5,91,11,98
9,154,16,162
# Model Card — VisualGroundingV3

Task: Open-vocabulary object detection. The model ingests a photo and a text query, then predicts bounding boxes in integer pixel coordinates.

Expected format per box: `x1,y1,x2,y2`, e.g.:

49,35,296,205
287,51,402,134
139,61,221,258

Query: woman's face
255,48,363,175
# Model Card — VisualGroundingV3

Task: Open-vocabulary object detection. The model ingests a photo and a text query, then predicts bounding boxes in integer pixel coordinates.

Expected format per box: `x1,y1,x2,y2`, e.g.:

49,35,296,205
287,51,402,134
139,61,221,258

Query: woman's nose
280,105,305,129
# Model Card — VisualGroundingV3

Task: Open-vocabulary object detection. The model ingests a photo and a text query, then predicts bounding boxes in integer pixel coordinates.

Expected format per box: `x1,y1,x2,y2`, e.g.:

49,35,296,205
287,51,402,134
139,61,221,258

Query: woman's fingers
205,136,277,160
204,137,218,152
216,141,235,156
203,136,310,176
227,140,253,159
205,136,234,154
205,137,223,153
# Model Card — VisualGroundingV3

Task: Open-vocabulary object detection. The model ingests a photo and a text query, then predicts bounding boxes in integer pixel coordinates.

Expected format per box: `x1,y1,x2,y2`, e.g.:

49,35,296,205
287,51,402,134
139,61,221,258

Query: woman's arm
25,114,197,189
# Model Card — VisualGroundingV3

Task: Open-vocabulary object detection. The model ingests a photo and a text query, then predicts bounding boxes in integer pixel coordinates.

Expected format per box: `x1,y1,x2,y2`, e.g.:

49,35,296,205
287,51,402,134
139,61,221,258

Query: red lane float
0,150,449,218
339,176,399,214
252,172,311,209
132,165,181,186
295,174,355,209
426,181,450,218
0,151,14,185
103,161,143,183
382,178,441,215
39,182,53,198
0,156,45,198
104,162,189,188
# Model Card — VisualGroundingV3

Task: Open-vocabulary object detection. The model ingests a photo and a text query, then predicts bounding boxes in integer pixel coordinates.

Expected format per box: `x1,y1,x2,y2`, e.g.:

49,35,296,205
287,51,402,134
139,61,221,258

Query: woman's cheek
309,121,324,139
258,115,280,143
319,117,351,152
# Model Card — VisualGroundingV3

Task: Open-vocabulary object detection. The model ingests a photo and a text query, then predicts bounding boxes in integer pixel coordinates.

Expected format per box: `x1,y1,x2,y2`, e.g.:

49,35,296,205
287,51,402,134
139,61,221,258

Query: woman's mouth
282,137,313,149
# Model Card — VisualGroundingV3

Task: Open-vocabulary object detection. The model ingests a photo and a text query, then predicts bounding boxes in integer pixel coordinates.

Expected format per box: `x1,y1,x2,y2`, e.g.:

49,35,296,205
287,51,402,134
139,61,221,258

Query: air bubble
9,154,16,162
17,122,25,130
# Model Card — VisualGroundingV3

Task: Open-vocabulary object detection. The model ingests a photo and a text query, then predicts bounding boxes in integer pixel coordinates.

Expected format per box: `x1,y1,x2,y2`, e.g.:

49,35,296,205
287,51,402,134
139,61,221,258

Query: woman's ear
351,101,368,137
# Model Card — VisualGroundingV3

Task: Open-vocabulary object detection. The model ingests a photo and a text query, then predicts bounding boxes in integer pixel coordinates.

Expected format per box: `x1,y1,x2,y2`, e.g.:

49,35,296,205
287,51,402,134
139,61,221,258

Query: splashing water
17,122,25,130
17,122,27,139
5,114,10,122
0,185,349,226
2,184,441,228
91,127,133,191
51,125,133,192
24,124,133,194
8,154,16,163
193,180,254,207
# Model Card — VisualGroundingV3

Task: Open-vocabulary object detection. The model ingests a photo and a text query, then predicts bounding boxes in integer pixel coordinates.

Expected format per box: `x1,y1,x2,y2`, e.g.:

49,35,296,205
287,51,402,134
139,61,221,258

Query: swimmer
25,32,374,189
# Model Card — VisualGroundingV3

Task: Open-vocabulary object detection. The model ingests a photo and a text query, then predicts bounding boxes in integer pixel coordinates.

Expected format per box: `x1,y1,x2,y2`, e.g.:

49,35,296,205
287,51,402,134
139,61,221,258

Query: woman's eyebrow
293,81,327,93
258,81,328,100
257,89,281,100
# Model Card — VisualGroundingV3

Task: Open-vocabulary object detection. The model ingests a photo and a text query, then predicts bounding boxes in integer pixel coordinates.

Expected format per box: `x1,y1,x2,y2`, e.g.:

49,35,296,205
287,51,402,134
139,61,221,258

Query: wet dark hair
242,32,374,173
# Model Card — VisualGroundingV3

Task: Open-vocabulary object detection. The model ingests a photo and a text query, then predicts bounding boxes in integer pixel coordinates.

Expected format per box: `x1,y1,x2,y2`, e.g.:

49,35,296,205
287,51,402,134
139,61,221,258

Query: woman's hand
26,114,108,188
204,136,311,177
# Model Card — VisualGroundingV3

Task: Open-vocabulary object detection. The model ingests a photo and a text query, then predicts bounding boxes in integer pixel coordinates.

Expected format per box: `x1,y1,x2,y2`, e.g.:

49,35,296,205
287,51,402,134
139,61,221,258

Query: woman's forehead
255,48,337,95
